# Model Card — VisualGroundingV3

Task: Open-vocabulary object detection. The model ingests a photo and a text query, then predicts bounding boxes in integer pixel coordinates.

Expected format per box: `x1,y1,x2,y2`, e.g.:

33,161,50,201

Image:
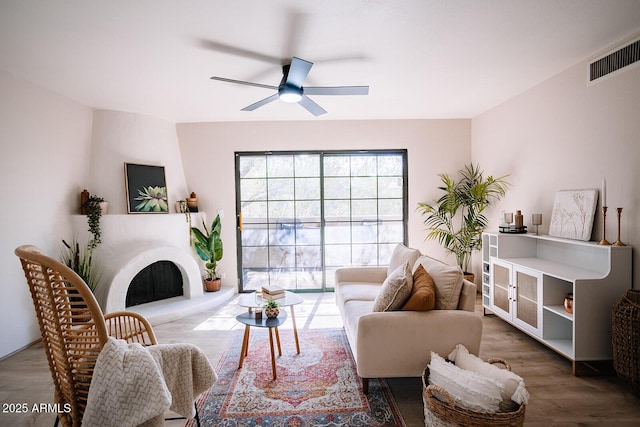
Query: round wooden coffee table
236,310,287,379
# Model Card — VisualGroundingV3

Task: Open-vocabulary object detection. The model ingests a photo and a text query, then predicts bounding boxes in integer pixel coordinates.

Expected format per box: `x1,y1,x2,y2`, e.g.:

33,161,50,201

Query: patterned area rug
187,328,405,426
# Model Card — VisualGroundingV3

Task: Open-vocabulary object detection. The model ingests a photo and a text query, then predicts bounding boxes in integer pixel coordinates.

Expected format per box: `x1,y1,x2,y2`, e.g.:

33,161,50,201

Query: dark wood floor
1,293,638,426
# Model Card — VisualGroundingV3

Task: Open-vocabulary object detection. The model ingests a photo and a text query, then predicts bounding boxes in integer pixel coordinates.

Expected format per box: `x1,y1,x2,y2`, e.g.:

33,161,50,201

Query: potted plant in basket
417,163,510,281
191,214,223,292
264,299,280,318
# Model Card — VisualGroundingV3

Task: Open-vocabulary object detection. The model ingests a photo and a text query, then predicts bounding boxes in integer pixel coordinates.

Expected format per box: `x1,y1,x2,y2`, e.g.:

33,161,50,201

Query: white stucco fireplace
71,212,214,318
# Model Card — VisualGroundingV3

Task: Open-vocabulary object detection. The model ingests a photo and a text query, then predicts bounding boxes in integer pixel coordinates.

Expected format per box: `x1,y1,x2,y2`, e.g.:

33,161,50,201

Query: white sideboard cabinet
481,232,632,374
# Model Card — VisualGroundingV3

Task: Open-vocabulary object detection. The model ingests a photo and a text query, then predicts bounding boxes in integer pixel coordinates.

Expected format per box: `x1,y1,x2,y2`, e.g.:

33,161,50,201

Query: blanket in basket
83,337,217,427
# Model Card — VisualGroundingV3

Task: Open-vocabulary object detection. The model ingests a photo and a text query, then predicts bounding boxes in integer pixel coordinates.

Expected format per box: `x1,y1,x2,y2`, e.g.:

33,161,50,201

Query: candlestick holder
614,207,626,246
599,206,611,245
532,213,542,235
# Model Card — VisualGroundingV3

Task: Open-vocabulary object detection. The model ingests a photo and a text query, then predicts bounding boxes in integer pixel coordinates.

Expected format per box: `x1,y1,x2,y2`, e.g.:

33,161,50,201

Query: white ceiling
1,1,639,123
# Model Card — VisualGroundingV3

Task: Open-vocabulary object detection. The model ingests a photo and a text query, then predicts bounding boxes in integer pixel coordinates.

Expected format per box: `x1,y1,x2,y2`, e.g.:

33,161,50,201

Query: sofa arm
458,279,477,312
335,266,388,284
355,310,483,379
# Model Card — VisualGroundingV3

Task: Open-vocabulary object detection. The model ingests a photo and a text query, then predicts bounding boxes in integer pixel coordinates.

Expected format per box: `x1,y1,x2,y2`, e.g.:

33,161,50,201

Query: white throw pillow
428,352,503,413
448,344,529,405
373,261,412,312
413,256,463,310
388,244,421,277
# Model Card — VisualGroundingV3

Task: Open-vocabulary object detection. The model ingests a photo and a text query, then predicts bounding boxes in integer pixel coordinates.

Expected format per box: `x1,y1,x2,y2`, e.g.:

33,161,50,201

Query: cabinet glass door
491,260,511,316
513,267,542,336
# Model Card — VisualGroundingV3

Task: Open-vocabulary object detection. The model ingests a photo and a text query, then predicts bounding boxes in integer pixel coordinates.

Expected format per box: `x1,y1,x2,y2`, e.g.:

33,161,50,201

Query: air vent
589,38,640,83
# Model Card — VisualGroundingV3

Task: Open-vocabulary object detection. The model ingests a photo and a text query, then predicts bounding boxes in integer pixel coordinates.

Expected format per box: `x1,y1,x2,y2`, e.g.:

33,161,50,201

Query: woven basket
612,289,640,392
422,359,526,427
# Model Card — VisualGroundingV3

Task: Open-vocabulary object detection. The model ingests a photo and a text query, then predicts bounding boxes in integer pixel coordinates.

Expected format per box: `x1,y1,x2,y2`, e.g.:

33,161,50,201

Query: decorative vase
99,201,109,215
204,277,221,292
265,307,279,318
564,293,573,314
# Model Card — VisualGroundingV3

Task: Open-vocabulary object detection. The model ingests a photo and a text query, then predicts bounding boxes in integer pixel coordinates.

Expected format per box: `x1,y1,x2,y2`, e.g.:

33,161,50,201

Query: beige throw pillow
387,244,421,277
414,255,463,310
401,264,436,311
373,261,412,312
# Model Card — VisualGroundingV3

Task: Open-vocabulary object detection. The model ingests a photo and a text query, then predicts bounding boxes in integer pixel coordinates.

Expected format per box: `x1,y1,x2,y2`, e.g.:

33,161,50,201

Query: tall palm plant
417,164,510,273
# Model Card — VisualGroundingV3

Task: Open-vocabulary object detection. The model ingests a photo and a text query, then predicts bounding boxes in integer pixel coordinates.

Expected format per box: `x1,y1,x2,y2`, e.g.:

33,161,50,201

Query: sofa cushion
428,351,503,413
372,261,412,312
401,264,436,311
414,255,463,310
388,244,421,276
337,283,381,304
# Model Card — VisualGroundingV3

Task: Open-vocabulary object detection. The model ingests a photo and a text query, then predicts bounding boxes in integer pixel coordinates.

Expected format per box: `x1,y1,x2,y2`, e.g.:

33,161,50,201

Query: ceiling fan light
278,85,302,103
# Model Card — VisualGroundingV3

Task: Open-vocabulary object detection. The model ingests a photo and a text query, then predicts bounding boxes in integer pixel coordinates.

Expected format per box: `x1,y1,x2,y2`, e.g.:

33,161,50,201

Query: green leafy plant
82,195,104,250
60,238,101,291
417,163,511,273
265,299,279,309
134,186,168,212
191,214,223,279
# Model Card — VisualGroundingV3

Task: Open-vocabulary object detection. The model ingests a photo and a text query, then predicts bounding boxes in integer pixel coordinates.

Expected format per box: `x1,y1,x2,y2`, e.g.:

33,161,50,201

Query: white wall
0,70,93,358
472,52,640,285
176,119,471,288
89,109,189,214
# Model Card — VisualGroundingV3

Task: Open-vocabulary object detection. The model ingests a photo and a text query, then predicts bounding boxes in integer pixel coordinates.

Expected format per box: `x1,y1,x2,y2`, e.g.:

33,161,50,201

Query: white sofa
334,246,483,393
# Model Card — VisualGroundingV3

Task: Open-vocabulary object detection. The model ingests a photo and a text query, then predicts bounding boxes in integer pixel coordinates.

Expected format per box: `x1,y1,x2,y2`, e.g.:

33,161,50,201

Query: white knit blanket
83,337,217,427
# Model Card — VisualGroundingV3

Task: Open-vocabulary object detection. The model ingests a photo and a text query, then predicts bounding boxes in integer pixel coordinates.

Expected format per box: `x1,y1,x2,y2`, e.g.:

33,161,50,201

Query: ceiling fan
210,56,369,116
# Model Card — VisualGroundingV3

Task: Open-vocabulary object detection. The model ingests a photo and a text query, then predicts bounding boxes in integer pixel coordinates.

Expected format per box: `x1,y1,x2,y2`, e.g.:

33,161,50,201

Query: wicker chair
14,245,197,427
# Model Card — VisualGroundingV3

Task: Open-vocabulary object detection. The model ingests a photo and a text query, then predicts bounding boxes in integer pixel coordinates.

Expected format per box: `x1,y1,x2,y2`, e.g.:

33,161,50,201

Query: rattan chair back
14,245,157,427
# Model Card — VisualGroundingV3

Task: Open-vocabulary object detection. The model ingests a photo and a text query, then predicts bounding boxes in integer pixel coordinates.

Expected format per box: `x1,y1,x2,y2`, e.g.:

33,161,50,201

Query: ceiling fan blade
210,76,278,90
286,57,313,88
241,93,280,111
304,86,369,96
198,39,282,65
298,95,327,116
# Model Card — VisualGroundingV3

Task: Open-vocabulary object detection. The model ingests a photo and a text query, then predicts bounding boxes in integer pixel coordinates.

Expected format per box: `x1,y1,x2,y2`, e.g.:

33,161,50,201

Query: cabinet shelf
543,304,573,321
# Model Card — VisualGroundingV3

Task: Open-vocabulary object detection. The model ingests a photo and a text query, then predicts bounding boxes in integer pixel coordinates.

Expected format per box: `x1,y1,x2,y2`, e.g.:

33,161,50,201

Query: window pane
352,199,377,219
241,178,267,201
325,222,351,244
296,224,321,245
378,199,403,219
378,155,403,176
324,177,350,199
239,156,266,178
295,200,320,221
378,177,403,198
352,176,377,198
324,156,350,176
351,156,377,176
295,154,320,177
268,178,294,200
268,200,294,220
295,177,320,199
242,201,267,222
268,155,293,177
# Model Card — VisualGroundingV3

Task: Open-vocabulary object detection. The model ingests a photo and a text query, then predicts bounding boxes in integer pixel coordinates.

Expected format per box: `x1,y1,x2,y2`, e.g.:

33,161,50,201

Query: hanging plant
83,195,104,250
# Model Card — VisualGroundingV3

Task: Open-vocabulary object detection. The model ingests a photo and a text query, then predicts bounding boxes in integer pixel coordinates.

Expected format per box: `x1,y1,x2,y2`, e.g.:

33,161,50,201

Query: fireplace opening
126,261,183,307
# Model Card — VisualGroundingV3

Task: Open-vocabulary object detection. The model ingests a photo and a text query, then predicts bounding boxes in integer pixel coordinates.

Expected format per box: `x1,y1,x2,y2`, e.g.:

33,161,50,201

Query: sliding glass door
236,150,407,292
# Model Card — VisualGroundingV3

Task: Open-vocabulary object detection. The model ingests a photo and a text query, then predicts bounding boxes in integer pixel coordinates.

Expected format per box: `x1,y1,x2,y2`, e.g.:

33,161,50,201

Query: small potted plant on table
264,299,280,318
191,214,223,292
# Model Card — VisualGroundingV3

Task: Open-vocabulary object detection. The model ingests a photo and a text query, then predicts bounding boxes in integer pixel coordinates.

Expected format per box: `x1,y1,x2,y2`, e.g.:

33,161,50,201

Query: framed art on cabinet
548,189,598,241
124,163,168,213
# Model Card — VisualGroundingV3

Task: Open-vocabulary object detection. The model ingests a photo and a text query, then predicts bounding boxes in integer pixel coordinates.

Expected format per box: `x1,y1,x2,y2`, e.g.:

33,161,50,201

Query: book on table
262,285,285,299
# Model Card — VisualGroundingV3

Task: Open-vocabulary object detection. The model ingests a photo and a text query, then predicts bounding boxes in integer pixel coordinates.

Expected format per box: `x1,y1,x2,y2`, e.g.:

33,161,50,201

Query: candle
602,178,607,207
532,213,542,225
